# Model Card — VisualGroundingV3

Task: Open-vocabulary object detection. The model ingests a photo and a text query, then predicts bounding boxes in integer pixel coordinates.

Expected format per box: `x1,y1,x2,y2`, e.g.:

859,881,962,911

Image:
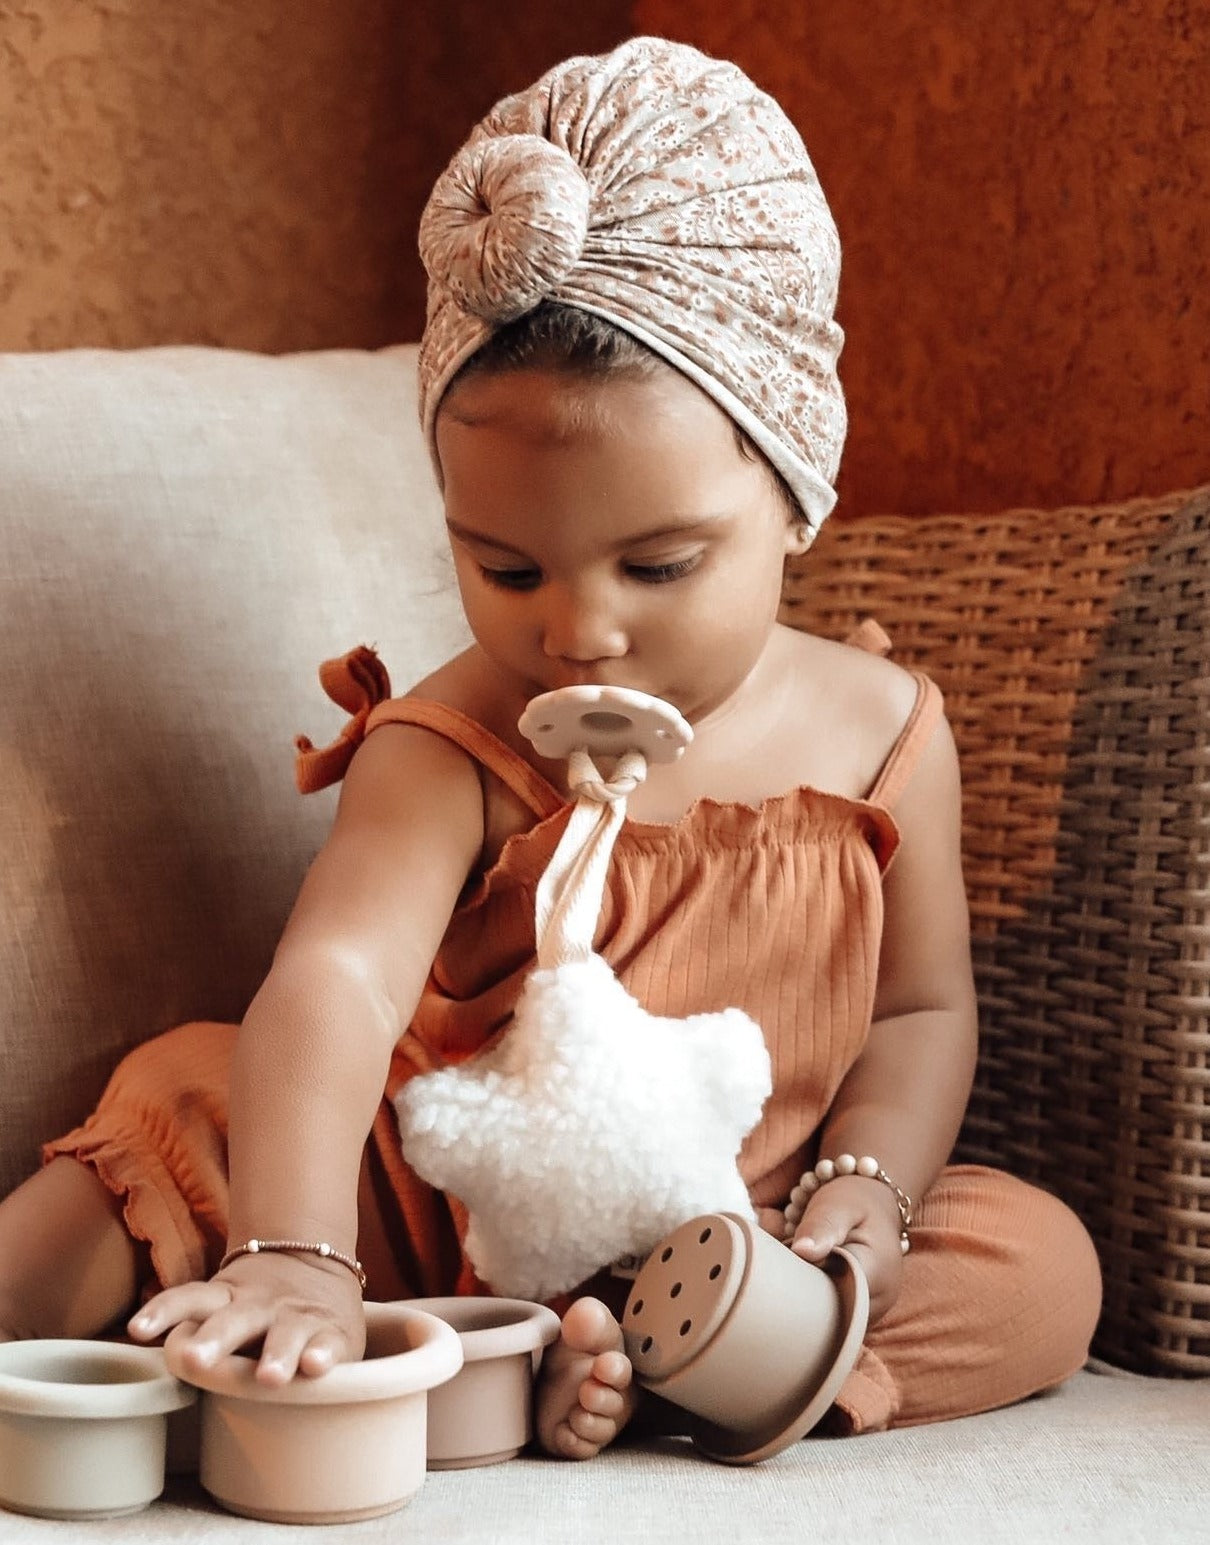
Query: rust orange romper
46,664,1102,1434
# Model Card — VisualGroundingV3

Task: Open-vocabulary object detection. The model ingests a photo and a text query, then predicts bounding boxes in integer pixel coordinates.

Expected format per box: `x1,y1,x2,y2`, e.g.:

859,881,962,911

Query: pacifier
518,685,693,764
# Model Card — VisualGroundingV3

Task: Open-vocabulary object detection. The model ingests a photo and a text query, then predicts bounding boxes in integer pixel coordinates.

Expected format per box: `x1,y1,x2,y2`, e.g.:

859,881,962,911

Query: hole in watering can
641,1336,654,1355
670,1282,682,1298
661,1246,674,1263
709,1265,722,1280
699,1227,713,1244
630,1299,644,1316
679,1320,692,1337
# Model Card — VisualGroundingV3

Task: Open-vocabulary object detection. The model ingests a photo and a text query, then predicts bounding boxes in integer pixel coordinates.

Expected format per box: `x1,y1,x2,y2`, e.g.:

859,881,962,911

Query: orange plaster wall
0,0,628,352
636,0,1210,515
3,2,1207,515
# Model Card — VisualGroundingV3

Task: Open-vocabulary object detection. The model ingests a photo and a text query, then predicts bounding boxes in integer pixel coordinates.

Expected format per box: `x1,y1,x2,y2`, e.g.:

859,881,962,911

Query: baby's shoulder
781,623,921,723
340,648,491,780
403,648,478,712
773,626,926,800
403,647,528,746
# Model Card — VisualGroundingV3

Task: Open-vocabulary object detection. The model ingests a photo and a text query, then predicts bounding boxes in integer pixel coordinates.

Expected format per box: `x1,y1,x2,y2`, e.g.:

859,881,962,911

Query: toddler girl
0,38,1100,1458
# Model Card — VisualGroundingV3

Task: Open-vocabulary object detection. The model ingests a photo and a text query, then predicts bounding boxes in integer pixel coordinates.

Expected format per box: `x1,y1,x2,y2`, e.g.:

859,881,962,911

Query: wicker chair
782,485,1210,1376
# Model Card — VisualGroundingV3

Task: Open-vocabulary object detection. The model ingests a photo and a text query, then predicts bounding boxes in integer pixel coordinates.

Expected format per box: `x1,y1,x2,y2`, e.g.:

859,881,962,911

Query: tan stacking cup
411,1297,561,1468
0,1340,195,1520
623,1212,868,1464
166,1302,462,1524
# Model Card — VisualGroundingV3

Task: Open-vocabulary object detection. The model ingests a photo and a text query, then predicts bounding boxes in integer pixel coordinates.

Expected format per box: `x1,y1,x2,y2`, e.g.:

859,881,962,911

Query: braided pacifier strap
534,748,647,968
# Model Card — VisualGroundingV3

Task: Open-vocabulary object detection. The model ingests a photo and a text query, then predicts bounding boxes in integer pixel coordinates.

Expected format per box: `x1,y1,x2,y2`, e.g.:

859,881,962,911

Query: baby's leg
835,1164,1102,1433
0,1157,140,1340
535,1297,638,1459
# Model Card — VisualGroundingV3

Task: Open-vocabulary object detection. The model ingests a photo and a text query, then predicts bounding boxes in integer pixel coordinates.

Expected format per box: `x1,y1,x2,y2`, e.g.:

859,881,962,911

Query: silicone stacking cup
411,1297,561,1468
166,1302,462,1524
623,1212,868,1464
0,1340,195,1520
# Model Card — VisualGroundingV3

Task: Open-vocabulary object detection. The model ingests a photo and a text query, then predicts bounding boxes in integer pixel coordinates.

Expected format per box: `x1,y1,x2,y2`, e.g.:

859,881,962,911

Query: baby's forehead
438,360,731,446
440,368,612,440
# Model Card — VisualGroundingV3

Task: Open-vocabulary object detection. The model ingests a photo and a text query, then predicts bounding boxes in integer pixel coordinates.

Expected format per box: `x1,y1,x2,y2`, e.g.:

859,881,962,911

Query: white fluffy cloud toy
396,953,771,1302
394,688,773,1302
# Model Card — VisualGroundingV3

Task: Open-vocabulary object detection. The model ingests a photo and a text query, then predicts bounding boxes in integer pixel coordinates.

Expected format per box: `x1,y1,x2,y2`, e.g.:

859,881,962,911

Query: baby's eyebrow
444,519,532,557
617,515,731,548
445,512,732,555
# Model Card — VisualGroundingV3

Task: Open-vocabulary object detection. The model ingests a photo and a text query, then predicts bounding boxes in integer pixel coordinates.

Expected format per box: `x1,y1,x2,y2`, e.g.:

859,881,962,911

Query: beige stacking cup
623,1212,869,1463
0,1340,195,1520
166,1301,462,1524
411,1297,561,1468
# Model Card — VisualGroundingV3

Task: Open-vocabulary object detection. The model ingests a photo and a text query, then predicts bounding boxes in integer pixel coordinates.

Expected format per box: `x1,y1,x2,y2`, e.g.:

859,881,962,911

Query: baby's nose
541,583,628,662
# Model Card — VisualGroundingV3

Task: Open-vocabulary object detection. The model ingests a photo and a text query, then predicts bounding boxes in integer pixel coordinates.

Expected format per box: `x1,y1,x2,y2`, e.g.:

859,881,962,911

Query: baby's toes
566,1403,621,1447
580,1372,628,1421
591,1348,633,1395
551,1415,608,1460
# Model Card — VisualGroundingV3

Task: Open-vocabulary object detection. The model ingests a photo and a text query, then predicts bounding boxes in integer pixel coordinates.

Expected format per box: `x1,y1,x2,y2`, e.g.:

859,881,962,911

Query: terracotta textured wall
637,0,1210,514
0,0,627,352
3,1,1208,514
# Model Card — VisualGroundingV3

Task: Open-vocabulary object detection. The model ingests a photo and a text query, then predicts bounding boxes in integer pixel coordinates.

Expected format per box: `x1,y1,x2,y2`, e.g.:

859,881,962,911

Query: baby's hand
127,1251,366,1384
788,1176,906,1324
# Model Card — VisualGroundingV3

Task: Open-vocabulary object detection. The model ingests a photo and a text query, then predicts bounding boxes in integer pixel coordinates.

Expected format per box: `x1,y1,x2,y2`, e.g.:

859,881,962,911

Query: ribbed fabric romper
45,668,1102,1433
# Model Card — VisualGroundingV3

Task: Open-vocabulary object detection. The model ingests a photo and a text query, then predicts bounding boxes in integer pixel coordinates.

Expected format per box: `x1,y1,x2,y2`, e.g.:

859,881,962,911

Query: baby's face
434,363,799,724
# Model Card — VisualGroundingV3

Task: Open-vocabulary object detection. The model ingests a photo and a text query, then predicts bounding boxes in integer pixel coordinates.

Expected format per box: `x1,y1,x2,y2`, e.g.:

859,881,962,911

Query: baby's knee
924,1166,1103,1372
1039,1184,1101,1328
989,1171,1103,1372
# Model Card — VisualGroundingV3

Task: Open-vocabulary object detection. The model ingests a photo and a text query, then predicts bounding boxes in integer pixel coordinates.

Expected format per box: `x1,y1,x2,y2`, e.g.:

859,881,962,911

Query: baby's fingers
790,1227,840,1262
127,1281,233,1344
789,1199,861,1262
158,1294,281,1376
258,1316,351,1386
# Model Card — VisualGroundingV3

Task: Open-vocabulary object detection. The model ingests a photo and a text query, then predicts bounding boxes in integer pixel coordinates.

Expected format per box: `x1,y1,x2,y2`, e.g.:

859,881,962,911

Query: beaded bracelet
782,1153,914,1255
219,1238,367,1290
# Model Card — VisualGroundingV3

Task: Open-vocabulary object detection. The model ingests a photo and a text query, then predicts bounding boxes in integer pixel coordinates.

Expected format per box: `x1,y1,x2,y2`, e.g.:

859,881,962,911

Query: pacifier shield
518,685,693,763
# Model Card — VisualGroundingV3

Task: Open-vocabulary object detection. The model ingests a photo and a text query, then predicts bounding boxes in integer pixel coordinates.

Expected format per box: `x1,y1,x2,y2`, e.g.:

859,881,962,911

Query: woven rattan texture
782,487,1209,1374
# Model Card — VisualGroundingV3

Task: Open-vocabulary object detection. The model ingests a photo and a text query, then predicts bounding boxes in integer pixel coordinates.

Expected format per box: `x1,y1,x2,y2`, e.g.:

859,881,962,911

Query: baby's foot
535,1296,637,1459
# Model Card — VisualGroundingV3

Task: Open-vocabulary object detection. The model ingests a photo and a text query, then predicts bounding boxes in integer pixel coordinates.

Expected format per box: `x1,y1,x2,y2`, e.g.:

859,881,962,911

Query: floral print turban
417,36,846,536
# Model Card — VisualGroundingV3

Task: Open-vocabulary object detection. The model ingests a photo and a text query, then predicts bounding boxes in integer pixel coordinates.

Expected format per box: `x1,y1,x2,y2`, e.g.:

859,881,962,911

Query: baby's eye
479,565,543,592
625,556,701,585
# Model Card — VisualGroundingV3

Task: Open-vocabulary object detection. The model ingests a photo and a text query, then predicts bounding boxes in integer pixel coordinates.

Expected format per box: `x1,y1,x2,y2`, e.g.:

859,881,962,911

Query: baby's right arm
129,719,484,1382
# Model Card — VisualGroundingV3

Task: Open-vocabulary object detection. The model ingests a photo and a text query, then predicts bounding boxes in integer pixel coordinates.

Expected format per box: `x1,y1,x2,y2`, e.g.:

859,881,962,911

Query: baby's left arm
789,712,978,1322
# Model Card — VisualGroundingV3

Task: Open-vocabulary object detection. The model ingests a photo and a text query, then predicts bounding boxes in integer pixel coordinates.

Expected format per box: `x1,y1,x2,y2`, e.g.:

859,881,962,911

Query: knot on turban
419,136,591,324
418,37,846,537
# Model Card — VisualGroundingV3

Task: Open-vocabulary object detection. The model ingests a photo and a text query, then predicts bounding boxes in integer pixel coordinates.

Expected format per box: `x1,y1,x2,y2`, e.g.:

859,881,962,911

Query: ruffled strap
294,646,392,793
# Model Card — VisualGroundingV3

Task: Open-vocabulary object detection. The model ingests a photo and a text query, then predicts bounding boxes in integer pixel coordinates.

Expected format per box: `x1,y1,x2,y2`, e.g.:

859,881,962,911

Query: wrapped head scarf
418,36,846,537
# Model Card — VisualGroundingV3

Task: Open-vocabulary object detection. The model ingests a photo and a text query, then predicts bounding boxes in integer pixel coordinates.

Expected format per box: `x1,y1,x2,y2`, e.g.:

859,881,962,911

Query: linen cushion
0,345,467,1194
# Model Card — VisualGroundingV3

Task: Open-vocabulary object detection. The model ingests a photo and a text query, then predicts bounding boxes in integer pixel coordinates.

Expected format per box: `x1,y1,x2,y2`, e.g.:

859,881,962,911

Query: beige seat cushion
0,345,467,1194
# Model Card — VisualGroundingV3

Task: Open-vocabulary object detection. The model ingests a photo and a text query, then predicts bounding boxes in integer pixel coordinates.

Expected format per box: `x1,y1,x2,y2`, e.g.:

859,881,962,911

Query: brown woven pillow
783,486,1209,1375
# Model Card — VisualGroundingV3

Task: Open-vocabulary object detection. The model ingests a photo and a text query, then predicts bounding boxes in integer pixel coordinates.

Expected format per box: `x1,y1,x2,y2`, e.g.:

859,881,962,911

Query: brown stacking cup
623,1212,868,1464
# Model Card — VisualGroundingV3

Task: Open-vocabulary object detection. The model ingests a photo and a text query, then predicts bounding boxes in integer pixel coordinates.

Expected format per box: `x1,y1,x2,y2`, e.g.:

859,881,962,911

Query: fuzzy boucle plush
395,952,772,1302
